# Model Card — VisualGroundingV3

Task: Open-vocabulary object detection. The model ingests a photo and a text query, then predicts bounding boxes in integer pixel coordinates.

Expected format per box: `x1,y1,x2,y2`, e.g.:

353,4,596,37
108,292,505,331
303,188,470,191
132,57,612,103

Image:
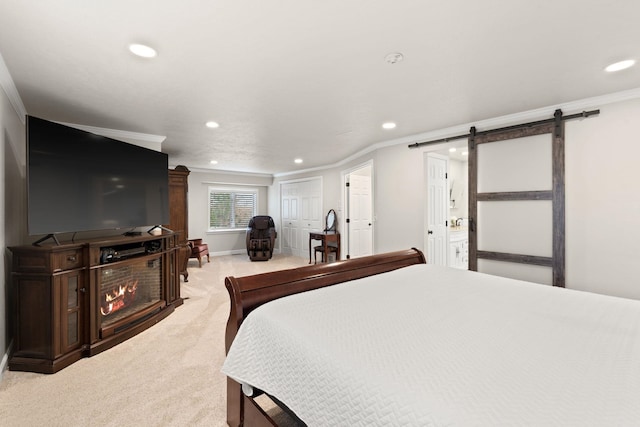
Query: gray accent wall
1,79,27,374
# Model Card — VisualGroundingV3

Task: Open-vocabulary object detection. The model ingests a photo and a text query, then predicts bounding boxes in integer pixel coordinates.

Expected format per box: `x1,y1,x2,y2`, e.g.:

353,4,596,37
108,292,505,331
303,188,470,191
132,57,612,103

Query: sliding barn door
469,111,565,287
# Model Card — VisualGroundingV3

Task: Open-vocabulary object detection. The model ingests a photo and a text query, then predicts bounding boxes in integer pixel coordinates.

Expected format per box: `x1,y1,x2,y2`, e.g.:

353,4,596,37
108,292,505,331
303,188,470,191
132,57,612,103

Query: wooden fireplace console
8,231,183,374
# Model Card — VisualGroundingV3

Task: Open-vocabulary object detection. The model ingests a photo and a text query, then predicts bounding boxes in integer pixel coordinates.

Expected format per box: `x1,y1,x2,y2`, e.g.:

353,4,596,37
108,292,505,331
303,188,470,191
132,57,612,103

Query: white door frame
341,160,374,259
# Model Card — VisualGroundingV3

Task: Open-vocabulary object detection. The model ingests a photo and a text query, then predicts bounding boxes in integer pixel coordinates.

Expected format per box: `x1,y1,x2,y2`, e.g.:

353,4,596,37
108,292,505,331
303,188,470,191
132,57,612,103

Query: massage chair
246,215,277,261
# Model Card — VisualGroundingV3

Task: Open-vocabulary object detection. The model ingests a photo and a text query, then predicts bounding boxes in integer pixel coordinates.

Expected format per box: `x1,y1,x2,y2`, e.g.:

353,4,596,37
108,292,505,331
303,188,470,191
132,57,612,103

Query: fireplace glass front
99,257,162,329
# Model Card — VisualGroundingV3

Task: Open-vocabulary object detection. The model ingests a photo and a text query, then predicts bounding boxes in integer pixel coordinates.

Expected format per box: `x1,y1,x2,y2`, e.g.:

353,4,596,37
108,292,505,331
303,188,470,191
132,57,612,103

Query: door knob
428,230,433,235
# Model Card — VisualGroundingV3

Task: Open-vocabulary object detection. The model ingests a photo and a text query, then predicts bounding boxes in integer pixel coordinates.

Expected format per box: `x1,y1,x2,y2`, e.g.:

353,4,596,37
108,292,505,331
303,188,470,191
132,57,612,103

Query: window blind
209,190,257,230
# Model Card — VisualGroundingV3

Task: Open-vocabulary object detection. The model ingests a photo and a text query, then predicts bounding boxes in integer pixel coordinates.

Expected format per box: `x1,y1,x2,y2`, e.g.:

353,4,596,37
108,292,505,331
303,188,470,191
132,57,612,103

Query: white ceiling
0,1,638,175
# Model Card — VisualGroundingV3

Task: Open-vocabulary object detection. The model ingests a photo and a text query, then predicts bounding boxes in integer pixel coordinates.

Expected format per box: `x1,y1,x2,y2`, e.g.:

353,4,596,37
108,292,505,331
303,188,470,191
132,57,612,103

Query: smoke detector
385,52,404,64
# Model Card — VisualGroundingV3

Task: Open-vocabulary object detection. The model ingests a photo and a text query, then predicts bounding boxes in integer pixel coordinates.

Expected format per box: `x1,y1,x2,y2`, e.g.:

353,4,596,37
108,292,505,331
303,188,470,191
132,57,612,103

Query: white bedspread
222,264,640,426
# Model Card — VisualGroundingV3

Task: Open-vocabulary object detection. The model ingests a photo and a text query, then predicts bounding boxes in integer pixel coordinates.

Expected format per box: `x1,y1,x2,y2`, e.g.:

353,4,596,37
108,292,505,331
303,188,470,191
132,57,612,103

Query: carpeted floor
0,253,308,426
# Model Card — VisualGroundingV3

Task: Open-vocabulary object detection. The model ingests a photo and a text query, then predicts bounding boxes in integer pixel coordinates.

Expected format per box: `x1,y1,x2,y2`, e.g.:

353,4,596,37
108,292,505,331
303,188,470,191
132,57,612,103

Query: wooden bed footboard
224,248,426,427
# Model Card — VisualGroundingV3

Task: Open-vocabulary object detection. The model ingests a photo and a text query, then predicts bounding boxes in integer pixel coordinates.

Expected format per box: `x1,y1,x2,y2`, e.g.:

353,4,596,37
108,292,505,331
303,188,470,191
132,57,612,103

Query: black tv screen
27,116,169,235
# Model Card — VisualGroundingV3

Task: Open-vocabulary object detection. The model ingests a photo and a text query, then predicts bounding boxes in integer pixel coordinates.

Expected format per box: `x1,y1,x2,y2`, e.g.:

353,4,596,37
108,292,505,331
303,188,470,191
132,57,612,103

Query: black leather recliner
246,216,277,261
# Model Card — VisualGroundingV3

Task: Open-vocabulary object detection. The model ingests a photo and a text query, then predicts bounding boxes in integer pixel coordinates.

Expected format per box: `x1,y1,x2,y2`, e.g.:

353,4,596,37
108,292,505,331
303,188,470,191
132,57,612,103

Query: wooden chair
188,238,210,267
313,209,339,264
314,244,338,264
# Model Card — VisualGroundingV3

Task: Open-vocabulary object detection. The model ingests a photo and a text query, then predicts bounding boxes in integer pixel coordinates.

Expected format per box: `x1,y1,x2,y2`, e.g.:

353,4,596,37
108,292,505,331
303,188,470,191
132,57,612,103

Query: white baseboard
210,248,281,257
0,340,13,382
211,249,246,257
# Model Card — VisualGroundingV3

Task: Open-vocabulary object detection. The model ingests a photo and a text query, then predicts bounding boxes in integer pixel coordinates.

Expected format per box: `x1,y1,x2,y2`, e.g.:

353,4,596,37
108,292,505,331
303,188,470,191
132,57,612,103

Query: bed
222,248,640,426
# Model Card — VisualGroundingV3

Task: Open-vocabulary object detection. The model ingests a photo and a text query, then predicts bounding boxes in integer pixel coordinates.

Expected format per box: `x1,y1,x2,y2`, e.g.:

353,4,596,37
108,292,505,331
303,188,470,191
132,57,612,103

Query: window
209,188,257,231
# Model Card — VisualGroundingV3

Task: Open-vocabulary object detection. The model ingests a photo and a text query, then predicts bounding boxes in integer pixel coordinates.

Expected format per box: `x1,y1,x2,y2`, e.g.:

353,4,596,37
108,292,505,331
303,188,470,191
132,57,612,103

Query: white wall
373,144,426,253
270,96,640,300
271,159,365,254
565,98,640,299
187,169,272,255
375,98,640,299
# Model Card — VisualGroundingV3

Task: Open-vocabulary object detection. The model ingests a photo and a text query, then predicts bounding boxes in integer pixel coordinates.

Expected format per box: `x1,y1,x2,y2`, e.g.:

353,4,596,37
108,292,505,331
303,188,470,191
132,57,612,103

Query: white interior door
343,163,374,259
425,153,448,265
348,173,373,258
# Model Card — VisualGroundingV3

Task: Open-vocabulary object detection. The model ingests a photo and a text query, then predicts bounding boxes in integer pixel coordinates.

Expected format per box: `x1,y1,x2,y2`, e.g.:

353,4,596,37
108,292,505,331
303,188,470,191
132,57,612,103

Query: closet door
281,183,299,255
299,179,323,255
280,178,322,258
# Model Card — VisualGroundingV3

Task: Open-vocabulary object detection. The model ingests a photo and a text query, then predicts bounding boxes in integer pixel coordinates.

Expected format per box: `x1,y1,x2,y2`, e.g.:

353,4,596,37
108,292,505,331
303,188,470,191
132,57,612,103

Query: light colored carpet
0,253,309,426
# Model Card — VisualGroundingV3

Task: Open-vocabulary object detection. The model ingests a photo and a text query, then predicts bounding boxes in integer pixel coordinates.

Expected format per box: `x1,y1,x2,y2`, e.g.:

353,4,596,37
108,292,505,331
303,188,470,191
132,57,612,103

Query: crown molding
378,87,640,151
0,52,27,124
275,87,640,178
57,121,166,143
1,52,166,148
186,166,273,180
57,121,165,151
273,163,341,178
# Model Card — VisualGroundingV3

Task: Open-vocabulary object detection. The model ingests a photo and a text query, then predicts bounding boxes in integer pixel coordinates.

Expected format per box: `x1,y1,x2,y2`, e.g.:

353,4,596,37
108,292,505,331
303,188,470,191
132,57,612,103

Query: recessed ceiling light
206,121,219,128
605,59,635,72
210,160,218,165
129,43,157,58
462,151,469,156
449,147,457,153
294,158,303,164
382,122,396,130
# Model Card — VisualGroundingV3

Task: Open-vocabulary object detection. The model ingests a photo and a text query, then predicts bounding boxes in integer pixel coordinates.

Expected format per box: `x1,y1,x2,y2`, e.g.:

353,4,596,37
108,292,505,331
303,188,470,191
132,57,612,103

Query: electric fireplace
7,232,183,374
99,258,162,330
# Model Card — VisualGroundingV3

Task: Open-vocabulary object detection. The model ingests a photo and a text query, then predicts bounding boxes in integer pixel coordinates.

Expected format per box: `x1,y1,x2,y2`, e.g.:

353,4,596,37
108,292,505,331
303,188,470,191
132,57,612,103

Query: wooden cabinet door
13,274,53,359
57,270,84,356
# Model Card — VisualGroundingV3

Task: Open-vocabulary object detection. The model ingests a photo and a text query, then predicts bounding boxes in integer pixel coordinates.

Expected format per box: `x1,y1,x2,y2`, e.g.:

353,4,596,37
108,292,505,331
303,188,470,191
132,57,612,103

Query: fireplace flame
101,279,139,316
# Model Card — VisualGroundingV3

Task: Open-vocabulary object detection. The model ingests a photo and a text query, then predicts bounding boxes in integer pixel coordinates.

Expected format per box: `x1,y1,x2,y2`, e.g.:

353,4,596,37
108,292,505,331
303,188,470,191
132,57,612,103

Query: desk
309,231,340,264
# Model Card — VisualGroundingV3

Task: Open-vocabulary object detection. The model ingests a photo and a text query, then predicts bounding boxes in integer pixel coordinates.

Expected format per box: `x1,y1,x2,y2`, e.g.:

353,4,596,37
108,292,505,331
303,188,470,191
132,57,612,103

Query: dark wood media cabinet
9,232,183,374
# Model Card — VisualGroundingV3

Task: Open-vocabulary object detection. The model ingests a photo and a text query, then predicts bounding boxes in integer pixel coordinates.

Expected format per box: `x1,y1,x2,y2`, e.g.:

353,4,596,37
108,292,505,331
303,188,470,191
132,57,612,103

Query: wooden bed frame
224,248,426,426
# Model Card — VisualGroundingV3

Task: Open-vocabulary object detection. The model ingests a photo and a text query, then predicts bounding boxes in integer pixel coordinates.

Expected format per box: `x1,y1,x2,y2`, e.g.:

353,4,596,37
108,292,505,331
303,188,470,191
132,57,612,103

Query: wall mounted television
27,116,169,240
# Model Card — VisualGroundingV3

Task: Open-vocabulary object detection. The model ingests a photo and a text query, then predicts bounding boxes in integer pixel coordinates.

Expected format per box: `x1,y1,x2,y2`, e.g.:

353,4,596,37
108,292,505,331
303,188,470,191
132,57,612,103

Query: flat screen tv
27,116,169,236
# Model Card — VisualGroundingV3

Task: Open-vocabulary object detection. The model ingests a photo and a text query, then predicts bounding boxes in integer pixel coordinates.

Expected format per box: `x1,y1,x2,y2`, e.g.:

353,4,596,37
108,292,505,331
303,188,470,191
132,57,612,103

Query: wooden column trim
477,190,552,201
552,109,566,287
468,126,478,271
